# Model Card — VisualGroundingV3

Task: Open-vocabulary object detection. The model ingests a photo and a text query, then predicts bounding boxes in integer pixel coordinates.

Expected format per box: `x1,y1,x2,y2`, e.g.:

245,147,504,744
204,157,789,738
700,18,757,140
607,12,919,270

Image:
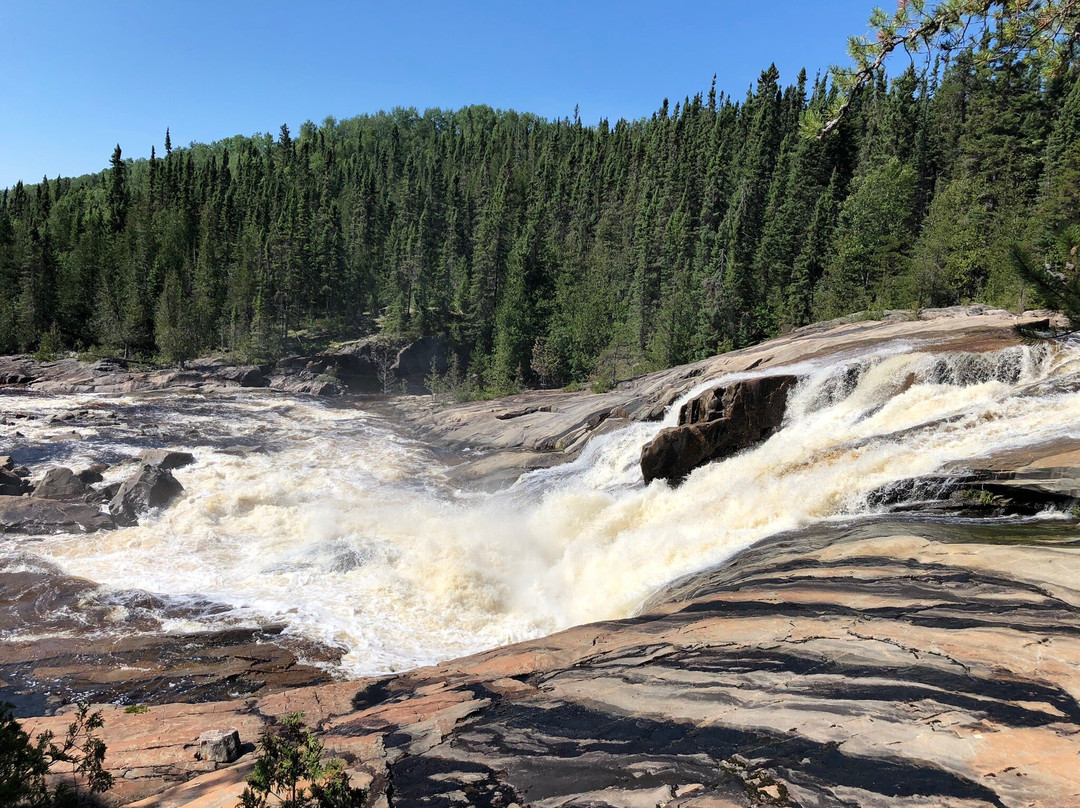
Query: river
3,338,1080,678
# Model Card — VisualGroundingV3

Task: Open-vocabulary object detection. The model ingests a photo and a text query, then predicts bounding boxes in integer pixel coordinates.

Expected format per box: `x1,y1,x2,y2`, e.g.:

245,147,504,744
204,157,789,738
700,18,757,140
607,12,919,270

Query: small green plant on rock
957,488,1000,507
237,713,365,808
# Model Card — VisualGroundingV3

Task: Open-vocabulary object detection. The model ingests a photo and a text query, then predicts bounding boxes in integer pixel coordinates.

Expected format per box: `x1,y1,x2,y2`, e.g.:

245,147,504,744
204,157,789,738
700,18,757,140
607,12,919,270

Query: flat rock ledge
0,495,115,534
22,513,1080,808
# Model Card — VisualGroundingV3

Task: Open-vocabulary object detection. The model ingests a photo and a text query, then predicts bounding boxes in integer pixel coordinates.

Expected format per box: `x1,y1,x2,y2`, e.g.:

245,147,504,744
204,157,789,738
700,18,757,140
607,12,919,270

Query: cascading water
4,338,1080,676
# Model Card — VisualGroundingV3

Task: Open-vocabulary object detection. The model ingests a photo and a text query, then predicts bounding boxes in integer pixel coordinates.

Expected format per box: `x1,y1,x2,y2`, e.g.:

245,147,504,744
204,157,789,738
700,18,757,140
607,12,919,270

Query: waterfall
7,338,1080,676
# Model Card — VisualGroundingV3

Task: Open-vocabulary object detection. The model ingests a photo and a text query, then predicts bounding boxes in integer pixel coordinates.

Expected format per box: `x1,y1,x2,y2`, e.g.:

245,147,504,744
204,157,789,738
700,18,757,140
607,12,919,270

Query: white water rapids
5,338,1080,675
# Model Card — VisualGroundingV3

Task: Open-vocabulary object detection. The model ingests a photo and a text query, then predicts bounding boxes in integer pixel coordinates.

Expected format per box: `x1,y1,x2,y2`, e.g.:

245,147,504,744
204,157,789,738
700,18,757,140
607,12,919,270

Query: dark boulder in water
109,464,184,526
138,449,195,470
31,467,88,501
76,463,108,484
0,467,30,497
640,374,798,484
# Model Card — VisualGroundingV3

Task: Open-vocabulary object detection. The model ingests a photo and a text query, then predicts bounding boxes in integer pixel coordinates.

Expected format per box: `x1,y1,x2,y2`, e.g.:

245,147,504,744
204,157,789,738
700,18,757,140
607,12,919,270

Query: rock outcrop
21,513,1080,807
109,464,184,526
0,354,343,396
0,496,115,534
265,371,345,396
640,374,797,484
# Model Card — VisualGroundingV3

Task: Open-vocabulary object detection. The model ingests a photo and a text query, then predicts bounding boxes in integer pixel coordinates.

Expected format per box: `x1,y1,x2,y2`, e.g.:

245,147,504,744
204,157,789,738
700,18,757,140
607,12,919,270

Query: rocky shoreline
6,305,1080,807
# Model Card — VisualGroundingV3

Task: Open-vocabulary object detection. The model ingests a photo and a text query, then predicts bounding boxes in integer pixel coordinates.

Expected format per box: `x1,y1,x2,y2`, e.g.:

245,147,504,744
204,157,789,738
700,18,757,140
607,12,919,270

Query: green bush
0,701,113,807
238,713,365,808
34,325,63,362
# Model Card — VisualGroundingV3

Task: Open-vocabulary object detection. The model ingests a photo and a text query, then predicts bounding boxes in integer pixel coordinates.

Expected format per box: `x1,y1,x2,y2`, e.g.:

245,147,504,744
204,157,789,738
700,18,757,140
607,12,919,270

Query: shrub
0,701,113,807
238,713,365,808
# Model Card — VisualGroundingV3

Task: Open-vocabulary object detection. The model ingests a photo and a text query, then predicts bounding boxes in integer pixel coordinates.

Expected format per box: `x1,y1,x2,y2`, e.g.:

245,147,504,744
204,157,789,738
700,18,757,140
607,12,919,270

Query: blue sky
0,1,876,189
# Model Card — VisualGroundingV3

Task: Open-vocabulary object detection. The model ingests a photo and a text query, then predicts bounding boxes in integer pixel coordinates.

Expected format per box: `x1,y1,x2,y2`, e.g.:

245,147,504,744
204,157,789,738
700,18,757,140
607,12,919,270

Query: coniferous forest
4,51,1080,393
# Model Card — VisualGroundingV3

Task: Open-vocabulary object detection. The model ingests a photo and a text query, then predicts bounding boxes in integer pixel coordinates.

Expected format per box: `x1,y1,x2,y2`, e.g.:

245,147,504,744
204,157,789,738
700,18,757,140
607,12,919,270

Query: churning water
4,338,1080,675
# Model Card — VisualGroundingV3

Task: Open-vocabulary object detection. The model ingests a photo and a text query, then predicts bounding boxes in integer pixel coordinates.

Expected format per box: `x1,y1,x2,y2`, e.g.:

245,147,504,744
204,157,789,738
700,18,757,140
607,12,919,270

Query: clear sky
0,1,876,190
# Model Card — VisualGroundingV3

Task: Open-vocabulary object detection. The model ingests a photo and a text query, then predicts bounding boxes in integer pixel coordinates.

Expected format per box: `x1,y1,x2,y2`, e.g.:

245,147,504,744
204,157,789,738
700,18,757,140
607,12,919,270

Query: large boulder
109,464,184,526
31,467,88,501
0,495,115,534
640,374,797,485
196,728,242,763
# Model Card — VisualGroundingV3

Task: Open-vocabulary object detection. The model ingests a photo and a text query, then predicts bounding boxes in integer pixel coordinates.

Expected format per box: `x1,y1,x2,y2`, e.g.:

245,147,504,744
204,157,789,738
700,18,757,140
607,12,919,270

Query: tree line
3,49,1080,393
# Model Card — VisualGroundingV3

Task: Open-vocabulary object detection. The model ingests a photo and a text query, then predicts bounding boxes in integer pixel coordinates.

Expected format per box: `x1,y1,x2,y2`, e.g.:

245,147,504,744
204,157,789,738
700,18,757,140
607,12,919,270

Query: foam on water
7,338,1080,675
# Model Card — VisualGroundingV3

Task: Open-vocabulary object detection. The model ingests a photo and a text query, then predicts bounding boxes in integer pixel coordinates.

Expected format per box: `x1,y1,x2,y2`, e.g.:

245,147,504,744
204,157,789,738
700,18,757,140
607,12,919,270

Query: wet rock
109,464,184,526
220,443,264,456
76,463,108,484
4,623,338,722
31,467,88,501
138,449,195,470
47,409,82,423
88,480,123,505
0,467,30,496
196,728,242,763
0,496,115,534
45,408,118,424
640,374,797,484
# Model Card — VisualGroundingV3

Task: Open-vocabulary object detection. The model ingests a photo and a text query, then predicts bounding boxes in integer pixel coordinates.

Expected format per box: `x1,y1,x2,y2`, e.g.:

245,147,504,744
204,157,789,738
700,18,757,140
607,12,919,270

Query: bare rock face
109,465,184,526
196,728,242,763
31,467,88,501
138,449,195,471
0,496,115,534
217,365,265,387
640,374,797,484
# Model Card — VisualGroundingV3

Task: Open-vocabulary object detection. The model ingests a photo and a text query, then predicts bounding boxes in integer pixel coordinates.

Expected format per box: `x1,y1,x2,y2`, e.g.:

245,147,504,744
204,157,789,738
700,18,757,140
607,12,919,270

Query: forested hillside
3,49,1080,393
